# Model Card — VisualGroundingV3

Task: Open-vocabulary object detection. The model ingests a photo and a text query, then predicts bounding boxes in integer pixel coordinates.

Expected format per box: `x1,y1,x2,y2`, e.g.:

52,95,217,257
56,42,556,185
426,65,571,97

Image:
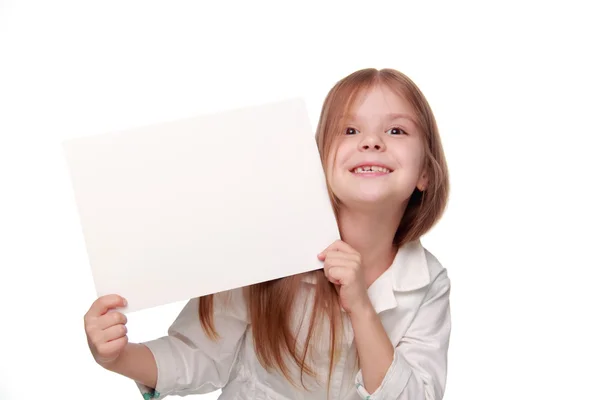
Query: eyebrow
343,113,418,126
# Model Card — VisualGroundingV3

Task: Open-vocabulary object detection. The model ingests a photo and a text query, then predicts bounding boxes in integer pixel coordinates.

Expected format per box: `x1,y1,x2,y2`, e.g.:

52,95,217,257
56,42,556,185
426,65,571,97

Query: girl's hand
318,240,372,315
84,294,129,367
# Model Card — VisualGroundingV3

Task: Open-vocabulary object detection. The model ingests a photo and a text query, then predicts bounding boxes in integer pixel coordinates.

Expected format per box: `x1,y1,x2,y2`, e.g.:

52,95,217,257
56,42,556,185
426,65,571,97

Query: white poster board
62,98,340,313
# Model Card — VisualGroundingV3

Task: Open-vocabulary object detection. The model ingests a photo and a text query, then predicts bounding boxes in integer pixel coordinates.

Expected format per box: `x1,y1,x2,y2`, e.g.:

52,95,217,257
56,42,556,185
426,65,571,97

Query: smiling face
327,83,428,210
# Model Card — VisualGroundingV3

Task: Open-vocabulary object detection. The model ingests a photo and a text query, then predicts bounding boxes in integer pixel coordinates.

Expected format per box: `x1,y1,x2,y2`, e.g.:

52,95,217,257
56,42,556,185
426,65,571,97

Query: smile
351,165,392,174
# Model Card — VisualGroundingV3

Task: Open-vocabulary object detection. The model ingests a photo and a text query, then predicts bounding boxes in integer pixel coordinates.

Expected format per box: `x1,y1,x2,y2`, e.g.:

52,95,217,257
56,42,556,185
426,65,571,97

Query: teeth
352,166,390,173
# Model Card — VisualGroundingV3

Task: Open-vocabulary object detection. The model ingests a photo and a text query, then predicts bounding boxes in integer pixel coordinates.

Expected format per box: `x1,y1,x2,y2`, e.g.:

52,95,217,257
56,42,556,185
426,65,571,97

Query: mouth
350,164,393,175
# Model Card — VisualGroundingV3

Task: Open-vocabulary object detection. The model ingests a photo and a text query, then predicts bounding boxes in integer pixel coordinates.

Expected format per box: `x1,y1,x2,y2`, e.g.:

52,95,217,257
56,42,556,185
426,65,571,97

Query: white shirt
136,240,451,400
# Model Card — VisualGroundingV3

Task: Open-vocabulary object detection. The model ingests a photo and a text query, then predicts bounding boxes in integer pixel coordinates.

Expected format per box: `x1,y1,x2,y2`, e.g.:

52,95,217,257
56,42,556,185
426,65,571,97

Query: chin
336,191,398,209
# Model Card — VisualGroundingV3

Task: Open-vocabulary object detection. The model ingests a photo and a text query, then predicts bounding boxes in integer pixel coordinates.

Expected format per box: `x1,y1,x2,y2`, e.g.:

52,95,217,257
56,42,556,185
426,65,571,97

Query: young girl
84,67,451,400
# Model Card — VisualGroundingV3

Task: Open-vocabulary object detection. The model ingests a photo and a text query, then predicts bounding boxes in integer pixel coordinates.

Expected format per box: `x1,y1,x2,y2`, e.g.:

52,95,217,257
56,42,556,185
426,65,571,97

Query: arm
102,342,158,389
350,304,395,393
353,269,451,400
134,288,249,399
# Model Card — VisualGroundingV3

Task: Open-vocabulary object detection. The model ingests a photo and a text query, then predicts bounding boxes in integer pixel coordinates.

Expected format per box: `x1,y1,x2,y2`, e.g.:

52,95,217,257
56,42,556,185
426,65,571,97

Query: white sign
63,98,340,313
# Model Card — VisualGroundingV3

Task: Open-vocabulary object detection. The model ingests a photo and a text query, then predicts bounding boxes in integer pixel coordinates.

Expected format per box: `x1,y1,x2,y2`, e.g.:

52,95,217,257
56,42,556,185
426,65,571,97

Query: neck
337,203,406,287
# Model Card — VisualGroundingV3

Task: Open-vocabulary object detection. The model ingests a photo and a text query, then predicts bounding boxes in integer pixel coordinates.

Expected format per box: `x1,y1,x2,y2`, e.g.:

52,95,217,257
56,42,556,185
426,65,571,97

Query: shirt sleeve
135,287,249,400
354,269,451,400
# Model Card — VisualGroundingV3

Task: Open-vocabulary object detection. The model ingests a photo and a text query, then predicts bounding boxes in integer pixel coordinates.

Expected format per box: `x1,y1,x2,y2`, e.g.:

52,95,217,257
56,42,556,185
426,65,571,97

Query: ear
416,170,429,192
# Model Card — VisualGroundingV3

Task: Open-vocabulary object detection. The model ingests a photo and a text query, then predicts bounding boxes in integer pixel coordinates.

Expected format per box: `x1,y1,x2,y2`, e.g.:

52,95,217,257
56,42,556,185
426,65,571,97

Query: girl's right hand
84,294,129,367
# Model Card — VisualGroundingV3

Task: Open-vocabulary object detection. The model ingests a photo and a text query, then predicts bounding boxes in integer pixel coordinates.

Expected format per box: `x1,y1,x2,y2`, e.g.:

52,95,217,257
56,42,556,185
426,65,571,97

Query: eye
386,127,406,136
345,127,359,135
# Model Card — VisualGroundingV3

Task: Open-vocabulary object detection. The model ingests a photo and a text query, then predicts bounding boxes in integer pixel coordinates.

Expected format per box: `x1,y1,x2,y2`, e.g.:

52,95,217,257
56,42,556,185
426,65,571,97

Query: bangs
318,71,381,168
328,76,380,139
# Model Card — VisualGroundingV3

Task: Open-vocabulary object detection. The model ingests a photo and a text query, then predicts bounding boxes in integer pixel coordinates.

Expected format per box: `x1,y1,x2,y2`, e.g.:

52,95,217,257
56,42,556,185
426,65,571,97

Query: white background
1,1,599,399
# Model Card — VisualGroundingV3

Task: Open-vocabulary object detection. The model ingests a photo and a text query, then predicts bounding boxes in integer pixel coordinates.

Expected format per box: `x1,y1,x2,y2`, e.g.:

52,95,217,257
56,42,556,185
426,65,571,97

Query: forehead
351,84,412,114
344,84,418,127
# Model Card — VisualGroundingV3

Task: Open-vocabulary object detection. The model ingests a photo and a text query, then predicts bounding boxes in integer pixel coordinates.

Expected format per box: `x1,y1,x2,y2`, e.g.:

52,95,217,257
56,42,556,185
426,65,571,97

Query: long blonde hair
198,67,449,389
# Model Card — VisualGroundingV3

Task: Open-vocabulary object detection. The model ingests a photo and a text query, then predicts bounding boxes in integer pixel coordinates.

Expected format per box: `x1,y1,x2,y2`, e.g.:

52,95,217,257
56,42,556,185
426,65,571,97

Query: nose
358,133,385,151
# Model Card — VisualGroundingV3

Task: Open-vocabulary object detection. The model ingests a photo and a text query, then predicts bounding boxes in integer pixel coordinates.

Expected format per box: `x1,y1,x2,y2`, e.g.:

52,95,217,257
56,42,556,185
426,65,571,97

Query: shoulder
392,240,449,292
170,287,250,331
420,245,451,304
422,246,450,285
212,287,249,317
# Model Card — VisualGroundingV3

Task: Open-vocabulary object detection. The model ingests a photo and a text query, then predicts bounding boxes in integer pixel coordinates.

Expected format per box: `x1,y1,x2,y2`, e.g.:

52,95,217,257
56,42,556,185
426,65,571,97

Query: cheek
396,144,426,175
324,155,338,185
327,144,346,174
332,142,353,168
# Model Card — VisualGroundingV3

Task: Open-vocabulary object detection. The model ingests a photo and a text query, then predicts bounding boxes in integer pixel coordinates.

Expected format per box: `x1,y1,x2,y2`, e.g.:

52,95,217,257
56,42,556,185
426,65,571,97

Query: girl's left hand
318,240,372,315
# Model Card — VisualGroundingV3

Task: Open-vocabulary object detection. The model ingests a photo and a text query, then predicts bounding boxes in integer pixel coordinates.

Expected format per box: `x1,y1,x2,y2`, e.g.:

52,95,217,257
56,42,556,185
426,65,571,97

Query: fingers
324,266,347,285
95,336,129,362
318,241,363,287
95,310,128,331
84,295,128,345
323,254,360,285
86,294,127,319
84,295,129,366
100,335,128,352
85,315,128,363
101,324,128,342
85,311,127,340
321,251,361,274
323,250,360,263
318,240,360,260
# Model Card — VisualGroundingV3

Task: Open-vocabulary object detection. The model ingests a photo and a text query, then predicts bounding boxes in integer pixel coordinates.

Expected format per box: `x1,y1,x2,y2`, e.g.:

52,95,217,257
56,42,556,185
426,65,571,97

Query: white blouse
136,240,451,400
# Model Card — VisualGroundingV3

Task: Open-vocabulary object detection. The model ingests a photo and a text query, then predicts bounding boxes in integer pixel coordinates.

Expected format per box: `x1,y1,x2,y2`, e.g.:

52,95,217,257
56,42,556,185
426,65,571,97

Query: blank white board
62,98,340,313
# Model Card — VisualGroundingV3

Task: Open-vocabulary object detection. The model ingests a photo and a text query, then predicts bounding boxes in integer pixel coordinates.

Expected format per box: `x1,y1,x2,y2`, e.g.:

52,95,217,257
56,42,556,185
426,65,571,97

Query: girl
84,67,451,400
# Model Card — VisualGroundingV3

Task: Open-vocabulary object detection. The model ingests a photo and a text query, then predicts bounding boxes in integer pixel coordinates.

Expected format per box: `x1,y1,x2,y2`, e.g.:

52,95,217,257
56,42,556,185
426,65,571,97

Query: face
327,84,428,210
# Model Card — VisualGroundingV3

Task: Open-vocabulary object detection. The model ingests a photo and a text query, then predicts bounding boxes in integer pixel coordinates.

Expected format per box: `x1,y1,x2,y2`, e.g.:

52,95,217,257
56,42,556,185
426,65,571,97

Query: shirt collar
300,239,431,314
391,239,431,292
367,239,431,314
